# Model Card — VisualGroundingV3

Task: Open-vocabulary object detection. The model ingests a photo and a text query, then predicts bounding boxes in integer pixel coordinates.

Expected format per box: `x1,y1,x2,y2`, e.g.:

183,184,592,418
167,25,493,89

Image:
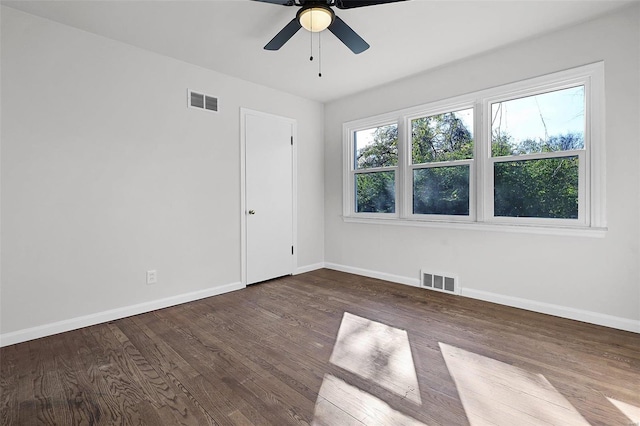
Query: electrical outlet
146,270,157,285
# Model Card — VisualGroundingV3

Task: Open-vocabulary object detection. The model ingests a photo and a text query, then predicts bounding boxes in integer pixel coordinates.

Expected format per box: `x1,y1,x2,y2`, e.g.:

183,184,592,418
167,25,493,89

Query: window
410,108,474,217
343,63,605,234
353,124,398,214
487,85,587,225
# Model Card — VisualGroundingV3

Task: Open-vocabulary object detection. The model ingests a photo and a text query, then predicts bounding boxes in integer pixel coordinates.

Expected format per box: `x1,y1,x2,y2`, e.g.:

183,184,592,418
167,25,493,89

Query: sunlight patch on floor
608,397,640,424
439,343,589,425
312,374,426,426
329,312,422,405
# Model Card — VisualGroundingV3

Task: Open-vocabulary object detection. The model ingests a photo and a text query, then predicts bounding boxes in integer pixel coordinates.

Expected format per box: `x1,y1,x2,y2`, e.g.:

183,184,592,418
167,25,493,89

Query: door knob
248,210,256,215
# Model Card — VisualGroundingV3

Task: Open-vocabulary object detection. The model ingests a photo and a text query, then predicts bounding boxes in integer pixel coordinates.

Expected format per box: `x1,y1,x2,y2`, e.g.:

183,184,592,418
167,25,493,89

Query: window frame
404,102,477,223
481,80,591,227
342,62,606,235
345,114,400,219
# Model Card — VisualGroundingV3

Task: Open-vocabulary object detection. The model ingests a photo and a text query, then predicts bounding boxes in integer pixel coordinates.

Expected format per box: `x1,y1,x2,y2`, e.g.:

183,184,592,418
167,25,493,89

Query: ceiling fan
254,0,407,54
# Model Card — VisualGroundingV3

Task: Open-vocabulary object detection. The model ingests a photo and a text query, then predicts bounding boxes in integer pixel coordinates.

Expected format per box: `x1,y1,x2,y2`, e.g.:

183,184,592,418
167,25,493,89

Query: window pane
411,108,474,164
494,156,579,219
413,166,469,215
491,86,585,157
355,124,398,169
356,171,395,213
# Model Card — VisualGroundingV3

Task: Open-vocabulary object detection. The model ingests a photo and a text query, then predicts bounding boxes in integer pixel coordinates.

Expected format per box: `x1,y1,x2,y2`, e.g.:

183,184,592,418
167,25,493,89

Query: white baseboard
295,262,325,275
4,266,637,347
461,288,640,334
0,281,245,347
324,262,421,287
324,262,639,334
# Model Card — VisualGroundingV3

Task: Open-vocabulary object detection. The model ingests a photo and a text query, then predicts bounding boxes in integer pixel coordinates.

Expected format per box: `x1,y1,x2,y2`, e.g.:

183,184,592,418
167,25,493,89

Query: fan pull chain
309,12,314,61
318,30,322,77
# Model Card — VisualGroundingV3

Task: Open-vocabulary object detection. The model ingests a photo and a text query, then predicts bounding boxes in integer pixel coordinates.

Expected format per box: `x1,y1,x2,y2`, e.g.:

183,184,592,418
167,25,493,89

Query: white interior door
244,111,294,285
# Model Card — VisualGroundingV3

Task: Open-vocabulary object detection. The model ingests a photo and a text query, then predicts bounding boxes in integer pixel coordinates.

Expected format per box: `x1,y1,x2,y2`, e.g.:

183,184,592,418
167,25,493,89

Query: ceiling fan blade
252,0,295,5
264,18,302,50
335,0,407,9
328,16,369,54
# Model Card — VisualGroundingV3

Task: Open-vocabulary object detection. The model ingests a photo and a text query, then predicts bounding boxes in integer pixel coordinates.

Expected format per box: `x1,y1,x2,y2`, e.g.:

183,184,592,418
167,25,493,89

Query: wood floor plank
85,322,163,424
0,345,26,426
53,331,102,425
1,269,638,425
118,317,219,425
165,308,315,424
26,335,71,425
138,319,248,426
142,309,282,426
108,321,214,426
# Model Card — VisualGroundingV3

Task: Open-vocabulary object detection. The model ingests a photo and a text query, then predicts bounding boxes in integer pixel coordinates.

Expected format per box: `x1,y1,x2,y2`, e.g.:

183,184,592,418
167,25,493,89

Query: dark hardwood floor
1,269,639,425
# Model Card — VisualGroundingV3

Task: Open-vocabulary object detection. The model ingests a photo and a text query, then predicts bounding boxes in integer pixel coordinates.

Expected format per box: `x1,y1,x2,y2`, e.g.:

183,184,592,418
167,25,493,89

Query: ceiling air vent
188,89,218,113
420,269,460,295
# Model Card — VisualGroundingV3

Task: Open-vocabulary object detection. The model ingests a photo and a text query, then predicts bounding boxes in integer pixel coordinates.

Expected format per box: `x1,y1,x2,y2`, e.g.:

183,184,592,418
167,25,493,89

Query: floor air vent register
421,270,460,295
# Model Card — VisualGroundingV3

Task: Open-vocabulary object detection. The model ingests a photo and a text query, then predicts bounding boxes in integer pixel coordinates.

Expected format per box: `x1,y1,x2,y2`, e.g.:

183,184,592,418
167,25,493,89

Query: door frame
240,108,298,286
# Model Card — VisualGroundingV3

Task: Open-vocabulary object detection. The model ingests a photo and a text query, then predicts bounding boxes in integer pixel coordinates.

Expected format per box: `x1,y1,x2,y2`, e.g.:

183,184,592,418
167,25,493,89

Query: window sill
342,216,607,238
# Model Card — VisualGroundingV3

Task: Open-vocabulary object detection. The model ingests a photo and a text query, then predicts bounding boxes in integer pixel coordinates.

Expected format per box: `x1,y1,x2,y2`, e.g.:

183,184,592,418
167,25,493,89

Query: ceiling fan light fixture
298,6,334,32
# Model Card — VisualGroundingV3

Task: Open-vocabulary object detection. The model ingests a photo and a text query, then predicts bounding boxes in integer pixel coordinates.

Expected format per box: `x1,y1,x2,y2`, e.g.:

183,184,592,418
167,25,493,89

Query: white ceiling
3,0,632,103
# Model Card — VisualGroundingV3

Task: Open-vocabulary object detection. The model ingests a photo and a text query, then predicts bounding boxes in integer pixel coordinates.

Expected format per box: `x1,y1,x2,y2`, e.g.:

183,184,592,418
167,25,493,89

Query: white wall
0,7,325,341
324,4,640,331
